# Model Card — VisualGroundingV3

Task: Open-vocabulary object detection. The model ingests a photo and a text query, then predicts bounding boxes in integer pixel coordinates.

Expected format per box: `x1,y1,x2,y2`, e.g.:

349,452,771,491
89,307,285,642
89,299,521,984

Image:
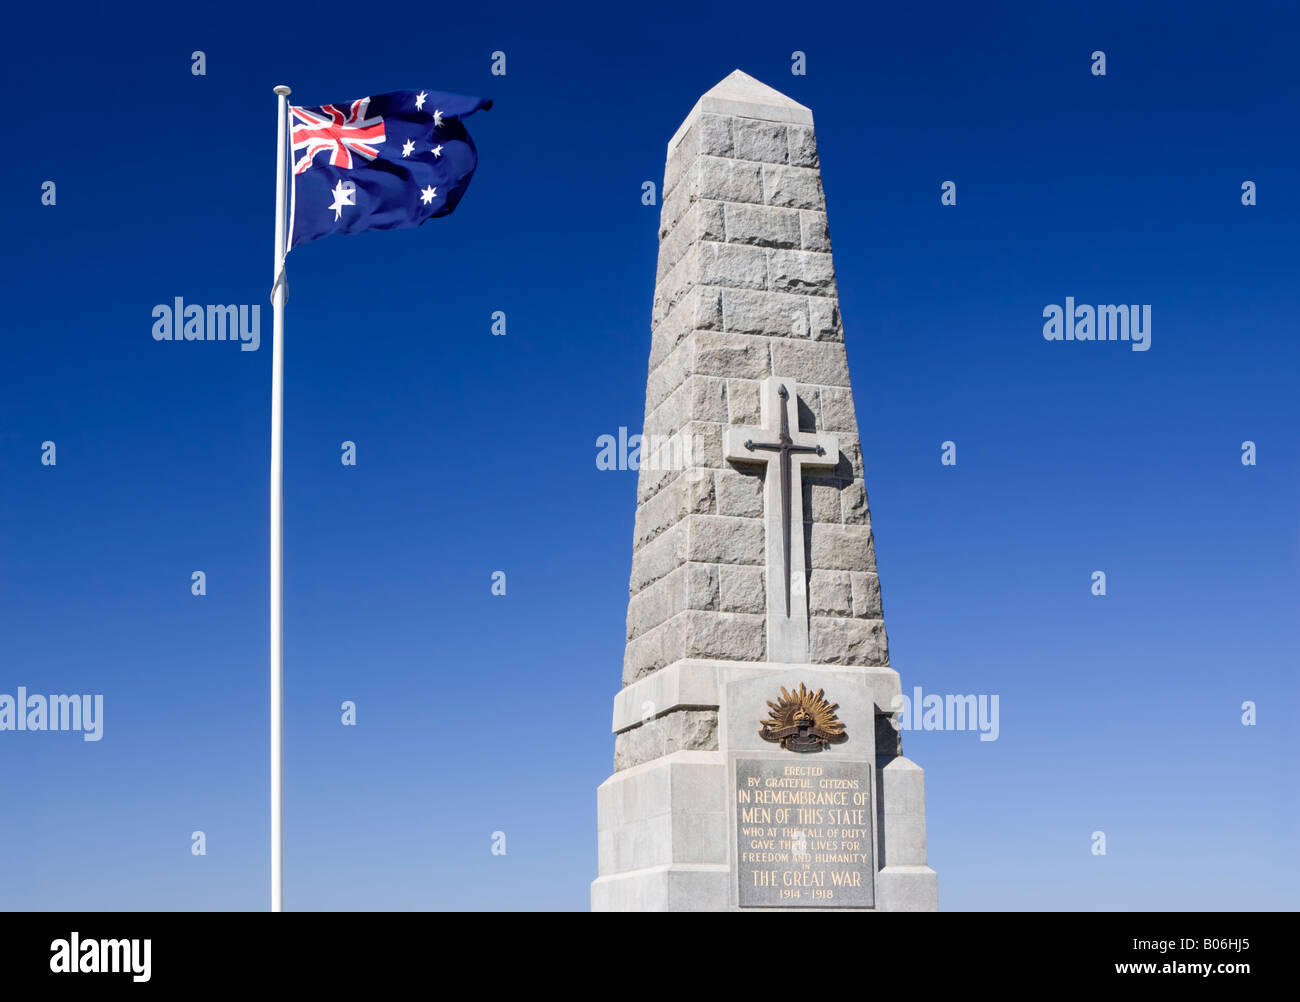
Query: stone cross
724,376,837,664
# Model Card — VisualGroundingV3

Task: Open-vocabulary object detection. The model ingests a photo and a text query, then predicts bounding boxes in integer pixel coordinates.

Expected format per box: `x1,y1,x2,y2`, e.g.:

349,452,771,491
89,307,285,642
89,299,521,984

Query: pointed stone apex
702,70,811,119
669,69,813,152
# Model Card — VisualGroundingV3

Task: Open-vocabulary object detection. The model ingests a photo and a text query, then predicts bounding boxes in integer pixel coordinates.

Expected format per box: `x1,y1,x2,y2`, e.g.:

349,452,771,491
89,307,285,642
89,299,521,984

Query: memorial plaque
735,757,875,908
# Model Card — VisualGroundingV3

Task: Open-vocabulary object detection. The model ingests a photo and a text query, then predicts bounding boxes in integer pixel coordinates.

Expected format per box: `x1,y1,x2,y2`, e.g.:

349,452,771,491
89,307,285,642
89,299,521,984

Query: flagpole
270,82,291,913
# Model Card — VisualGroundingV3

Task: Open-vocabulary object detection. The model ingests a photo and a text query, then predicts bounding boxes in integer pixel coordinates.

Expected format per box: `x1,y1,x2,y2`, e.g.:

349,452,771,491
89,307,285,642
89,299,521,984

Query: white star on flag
415,91,427,110
401,139,415,158
431,144,443,158
420,185,437,205
328,179,356,221
432,109,444,128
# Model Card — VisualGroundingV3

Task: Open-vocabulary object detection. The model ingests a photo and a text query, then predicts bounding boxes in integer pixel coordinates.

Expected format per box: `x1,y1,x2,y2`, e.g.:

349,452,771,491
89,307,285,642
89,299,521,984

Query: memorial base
592,662,937,912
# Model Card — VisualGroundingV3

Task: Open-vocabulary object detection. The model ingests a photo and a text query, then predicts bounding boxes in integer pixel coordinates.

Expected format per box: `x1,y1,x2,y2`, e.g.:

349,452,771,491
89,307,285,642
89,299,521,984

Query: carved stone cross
724,376,839,664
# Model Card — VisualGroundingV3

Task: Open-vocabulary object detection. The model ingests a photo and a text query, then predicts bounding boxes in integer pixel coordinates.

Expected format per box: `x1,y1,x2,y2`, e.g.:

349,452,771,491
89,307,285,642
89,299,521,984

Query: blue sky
2,0,1296,910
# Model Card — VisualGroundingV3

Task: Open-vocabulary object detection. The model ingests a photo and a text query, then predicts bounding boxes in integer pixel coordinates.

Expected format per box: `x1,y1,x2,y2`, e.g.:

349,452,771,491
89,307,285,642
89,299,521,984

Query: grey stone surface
692,331,770,380
733,120,789,163
808,569,853,618
723,288,809,337
851,571,883,618
591,865,732,912
714,468,763,518
804,478,844,524
614,709,719,771
719,563,766,614
624,609,770,684
768,249,836,295
787,125,819,167
799,210,831,253
609,659,903,738
769,339,852,387
761,164,826,211
725,203,801,249
668,71,813,155
809,616,889,666
878,757,928,866
875,865,939,912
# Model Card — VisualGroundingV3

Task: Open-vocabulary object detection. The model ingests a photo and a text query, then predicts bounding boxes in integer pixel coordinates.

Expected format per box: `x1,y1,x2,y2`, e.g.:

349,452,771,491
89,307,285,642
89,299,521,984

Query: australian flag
288,89,491,249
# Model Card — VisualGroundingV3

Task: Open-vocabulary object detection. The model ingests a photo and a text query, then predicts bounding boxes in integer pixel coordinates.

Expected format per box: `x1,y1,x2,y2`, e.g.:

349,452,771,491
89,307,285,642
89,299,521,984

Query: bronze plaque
735,757,874,908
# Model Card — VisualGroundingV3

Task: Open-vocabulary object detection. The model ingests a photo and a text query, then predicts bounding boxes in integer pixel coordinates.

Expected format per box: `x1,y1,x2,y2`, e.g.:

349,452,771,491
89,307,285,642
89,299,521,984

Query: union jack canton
288,89,492,249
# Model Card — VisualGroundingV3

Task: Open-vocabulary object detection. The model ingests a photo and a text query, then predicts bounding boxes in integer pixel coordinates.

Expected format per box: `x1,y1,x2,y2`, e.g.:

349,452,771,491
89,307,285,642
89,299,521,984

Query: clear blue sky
2,0,1296,910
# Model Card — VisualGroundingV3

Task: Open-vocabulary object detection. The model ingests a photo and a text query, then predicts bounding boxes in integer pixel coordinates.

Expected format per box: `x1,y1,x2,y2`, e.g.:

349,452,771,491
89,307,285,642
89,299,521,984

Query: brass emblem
758,683,847,753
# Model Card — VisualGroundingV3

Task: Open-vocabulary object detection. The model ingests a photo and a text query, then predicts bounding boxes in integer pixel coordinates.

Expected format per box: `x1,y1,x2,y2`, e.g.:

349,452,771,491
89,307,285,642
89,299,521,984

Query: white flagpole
270,83,291,913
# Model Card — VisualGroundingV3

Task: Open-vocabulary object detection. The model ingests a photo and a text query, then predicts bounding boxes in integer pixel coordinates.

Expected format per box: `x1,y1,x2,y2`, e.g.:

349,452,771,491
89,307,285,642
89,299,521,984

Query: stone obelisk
592,71,937,911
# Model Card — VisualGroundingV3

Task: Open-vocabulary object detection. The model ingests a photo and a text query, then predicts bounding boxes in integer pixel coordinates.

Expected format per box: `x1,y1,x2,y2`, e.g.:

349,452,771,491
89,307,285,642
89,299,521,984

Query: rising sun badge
758,683,847,753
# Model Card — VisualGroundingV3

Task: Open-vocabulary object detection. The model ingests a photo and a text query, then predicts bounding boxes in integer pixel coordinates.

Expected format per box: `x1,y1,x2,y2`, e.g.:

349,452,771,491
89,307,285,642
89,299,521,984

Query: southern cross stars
328,179,356,221
420,185,438,205
414,91,443,128
402,139,440,159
